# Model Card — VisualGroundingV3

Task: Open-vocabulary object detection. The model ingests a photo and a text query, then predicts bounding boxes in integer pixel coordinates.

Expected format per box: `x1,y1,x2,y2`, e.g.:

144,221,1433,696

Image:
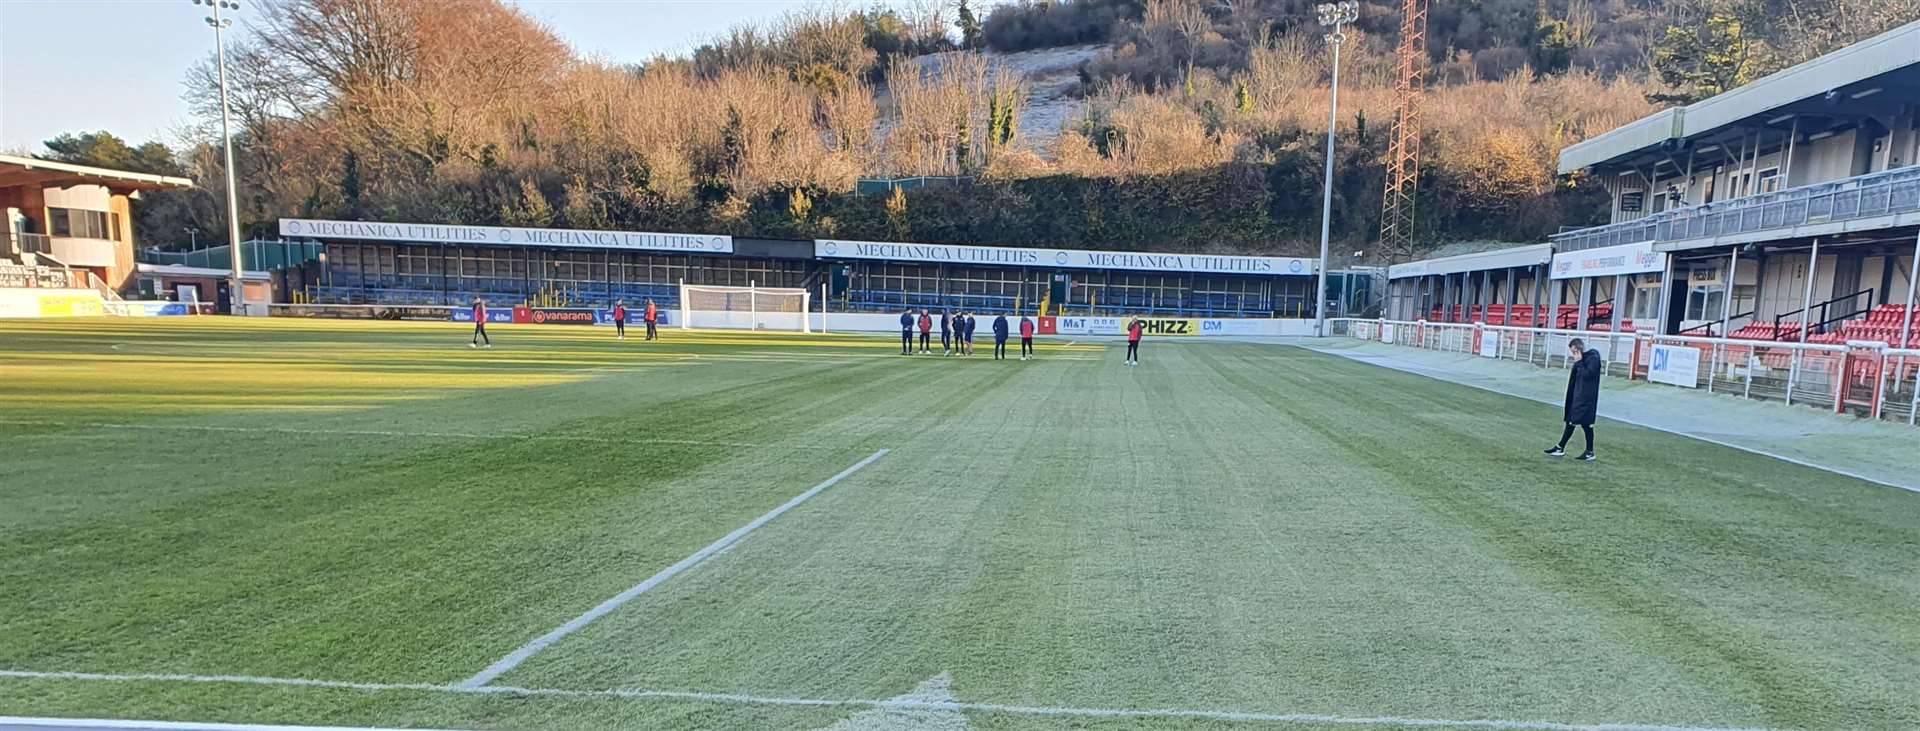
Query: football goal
679,282,812,332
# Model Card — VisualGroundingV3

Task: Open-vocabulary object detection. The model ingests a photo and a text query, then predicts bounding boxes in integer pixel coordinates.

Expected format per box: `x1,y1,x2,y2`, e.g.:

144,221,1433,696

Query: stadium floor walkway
1296,339,1920,492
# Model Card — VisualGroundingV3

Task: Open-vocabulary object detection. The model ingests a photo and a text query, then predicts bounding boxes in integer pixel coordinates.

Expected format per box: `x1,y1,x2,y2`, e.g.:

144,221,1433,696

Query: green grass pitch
1,317,1916,730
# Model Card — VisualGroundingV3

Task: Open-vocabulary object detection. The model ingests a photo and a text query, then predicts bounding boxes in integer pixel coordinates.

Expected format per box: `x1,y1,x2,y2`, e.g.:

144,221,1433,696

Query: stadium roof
135,262,269,280
0,154,194,191
1557,20,1920,175
1387,243,1552,279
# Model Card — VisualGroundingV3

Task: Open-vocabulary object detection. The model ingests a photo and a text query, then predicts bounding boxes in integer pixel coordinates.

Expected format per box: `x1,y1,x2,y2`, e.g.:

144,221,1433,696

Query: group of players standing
465,297,660,348
899,309,1038,360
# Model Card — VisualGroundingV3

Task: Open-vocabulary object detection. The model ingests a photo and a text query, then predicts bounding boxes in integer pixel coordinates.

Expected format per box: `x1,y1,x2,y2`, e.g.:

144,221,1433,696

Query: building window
1757,168,1781,193
1685,284,1756,322
112,213,122,241
47,207,111,239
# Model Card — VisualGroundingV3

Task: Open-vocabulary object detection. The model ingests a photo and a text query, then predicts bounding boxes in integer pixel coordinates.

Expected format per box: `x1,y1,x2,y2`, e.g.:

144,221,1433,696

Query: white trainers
469,343,476,348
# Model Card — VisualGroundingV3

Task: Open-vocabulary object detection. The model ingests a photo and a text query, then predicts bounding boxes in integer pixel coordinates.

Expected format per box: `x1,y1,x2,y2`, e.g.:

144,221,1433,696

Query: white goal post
679,280,812,333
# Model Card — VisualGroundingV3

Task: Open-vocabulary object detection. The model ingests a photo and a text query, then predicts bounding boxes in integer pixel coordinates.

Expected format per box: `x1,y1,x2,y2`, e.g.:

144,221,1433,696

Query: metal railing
83,270,123,302
3,232,53,259
1776,288,1872,339
1552,165,1920,252
1335,317,1913,424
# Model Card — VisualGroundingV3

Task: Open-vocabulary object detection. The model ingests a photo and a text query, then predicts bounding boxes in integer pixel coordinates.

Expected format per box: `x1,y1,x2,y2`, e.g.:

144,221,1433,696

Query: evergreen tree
340,151,364,219
1647,14,1758,105
956,0,983,50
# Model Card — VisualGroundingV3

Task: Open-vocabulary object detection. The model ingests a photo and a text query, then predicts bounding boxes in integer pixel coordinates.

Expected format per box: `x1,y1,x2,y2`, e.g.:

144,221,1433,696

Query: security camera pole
192,0,246,314
1313,1,1359,337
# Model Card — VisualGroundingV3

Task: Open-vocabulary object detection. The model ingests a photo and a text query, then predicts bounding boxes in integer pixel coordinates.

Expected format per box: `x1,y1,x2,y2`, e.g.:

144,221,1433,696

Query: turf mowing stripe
0,670,1784,731
0,716,462,731
456,448,893,689
1302,346,1919,494
0,419,800,451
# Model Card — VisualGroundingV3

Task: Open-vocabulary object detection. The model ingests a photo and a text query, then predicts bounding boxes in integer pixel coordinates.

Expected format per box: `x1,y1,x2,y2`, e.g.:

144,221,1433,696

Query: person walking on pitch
900,309,915,355
918,309,933,354
992,313,1010,360
940,308,954,356
470,297,492,348
613,299,628,340
1124,316,1144,365
1019,316,1035,360
1547,338,1602,461
644,298,659,340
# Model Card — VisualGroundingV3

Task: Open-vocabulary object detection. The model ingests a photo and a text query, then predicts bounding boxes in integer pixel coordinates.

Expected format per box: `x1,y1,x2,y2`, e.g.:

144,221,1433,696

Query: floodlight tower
191,0,247,314
1313,1,1359,337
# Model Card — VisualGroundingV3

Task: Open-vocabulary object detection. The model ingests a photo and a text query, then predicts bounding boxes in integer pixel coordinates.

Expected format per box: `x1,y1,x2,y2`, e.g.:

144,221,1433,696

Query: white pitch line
456,448,892,689
0,670,1784,731
0,419,798,451
0,715,461,731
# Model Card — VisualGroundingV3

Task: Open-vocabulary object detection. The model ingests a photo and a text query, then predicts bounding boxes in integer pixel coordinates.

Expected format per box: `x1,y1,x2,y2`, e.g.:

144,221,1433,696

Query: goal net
679,283,811,332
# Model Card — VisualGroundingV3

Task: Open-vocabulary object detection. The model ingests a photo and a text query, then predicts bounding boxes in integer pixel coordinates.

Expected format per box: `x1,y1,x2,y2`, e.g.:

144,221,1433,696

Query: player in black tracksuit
900,310,915,355
940,309,954,356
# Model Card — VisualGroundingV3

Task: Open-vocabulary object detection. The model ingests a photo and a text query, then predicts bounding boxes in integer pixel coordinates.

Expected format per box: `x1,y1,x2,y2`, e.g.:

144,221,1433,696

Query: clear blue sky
0,0,896,153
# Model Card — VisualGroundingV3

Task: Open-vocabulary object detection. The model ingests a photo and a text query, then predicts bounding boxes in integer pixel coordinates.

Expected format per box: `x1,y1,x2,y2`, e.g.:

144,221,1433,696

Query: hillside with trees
35,0,1915,261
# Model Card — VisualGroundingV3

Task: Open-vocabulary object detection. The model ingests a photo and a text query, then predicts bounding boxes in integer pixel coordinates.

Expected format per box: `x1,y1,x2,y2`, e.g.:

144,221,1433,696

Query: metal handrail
1553,165,1920,251
1774,288,1873,339
7,232,53,256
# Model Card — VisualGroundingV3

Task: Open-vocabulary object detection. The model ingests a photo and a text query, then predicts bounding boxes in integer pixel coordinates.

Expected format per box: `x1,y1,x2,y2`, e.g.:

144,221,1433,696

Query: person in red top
1019,315,1036,360
917,309,933,354
1125,316,1144,366
612,299,628,340
469,297,491,349
643,298,659,340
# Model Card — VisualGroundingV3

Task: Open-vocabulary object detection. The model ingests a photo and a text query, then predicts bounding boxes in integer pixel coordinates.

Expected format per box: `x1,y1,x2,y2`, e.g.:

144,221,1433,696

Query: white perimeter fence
1330,318,1920,426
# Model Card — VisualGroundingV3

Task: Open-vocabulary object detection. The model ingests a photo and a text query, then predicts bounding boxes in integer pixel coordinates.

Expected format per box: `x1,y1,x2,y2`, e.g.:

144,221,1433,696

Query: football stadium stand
263,220,1337,320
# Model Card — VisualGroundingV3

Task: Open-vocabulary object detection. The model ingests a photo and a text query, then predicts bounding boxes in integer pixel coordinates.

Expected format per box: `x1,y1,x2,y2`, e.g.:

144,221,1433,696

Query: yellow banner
1139,318,1201,336
39,294,105,317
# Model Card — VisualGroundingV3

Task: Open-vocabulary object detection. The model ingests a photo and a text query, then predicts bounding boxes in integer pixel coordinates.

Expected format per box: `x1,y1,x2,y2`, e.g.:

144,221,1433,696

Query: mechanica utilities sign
281,219,732,254
814,240,1315,276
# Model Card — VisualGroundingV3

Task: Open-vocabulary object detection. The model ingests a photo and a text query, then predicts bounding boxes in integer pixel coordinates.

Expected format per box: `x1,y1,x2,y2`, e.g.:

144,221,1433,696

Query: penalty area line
0,670,1782,731
456,448,892,689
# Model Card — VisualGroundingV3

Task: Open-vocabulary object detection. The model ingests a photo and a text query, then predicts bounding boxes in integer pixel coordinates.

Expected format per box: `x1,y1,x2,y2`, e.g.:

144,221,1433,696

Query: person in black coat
991,313,1010,360
1547,338,1602,461
939,308,954,356
899,309,915,355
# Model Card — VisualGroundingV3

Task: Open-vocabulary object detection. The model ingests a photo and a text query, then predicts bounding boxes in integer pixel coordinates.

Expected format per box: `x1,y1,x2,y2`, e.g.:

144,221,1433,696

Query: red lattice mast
1380,0,1429,259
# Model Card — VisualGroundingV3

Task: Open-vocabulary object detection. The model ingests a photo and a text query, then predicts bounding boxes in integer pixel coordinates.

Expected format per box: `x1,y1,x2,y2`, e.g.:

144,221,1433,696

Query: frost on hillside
877,45,1107,158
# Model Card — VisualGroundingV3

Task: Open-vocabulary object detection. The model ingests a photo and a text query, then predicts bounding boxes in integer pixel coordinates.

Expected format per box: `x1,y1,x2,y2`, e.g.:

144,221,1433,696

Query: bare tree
1146,0,1212,93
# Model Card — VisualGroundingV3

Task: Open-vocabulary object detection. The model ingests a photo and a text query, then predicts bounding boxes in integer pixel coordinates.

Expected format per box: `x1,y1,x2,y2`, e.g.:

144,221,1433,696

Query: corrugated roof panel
1555,20,1920,175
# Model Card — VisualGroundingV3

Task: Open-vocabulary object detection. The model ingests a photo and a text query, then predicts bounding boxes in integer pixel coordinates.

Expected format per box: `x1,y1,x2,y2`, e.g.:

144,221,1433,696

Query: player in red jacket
1019,316,1036,360
1125,316,1144,366
612,300,628,340
917,309,933,354
469,297,491,349
644,298,659,340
